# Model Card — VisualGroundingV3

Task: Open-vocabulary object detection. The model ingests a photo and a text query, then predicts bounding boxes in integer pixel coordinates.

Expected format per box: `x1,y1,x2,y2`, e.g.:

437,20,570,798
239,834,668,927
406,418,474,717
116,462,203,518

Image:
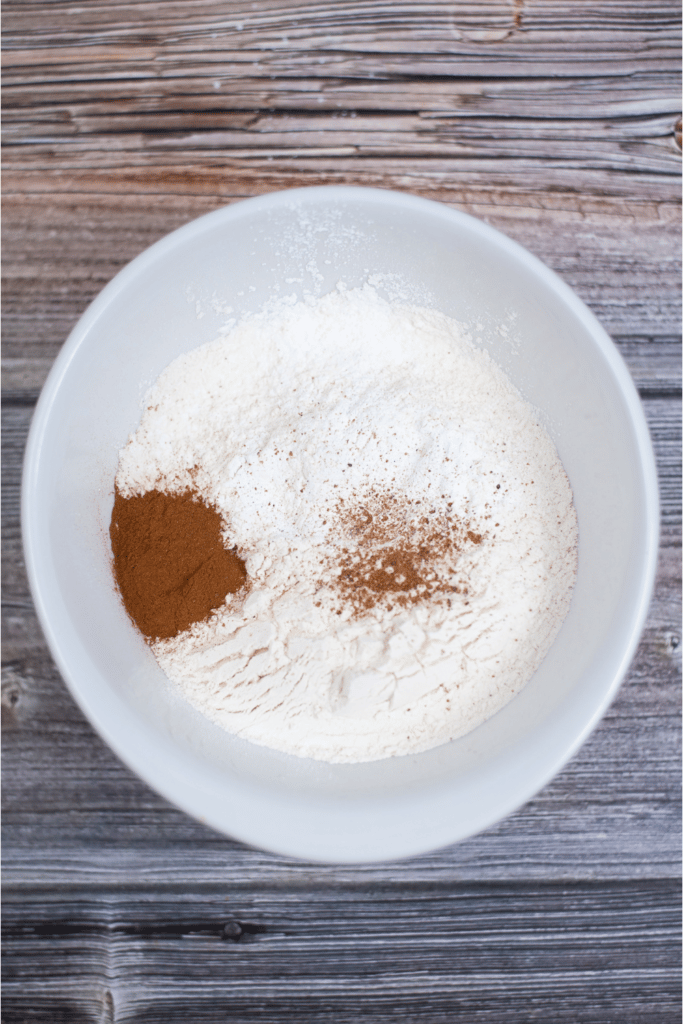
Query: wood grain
2,0,681,1020
2,882,681,1023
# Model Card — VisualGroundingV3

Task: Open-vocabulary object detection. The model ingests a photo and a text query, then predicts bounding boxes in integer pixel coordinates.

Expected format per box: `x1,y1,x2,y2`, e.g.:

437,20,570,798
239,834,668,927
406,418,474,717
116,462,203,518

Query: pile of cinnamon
110,488,247,641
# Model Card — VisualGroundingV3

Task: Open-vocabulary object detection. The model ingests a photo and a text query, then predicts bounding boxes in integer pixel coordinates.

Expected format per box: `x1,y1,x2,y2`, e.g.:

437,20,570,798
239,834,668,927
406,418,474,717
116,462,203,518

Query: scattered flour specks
115,285,578,763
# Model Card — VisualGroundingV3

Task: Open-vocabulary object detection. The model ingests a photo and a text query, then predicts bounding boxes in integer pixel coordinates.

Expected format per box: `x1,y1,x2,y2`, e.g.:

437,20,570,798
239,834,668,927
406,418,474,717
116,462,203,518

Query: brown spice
110,488,247,641
329,488,483,616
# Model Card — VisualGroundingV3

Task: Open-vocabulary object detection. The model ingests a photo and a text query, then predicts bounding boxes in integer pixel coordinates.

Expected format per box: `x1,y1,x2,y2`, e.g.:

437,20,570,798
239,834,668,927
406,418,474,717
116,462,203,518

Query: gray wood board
2,882,681,1023
2,0,681,1020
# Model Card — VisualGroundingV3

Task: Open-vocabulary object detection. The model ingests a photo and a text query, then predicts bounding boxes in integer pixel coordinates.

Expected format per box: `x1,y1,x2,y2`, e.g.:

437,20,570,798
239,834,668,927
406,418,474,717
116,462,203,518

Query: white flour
116,285,577,763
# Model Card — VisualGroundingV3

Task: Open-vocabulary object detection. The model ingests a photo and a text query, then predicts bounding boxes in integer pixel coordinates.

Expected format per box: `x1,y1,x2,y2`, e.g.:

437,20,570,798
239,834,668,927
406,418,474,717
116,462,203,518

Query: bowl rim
21,185,660,863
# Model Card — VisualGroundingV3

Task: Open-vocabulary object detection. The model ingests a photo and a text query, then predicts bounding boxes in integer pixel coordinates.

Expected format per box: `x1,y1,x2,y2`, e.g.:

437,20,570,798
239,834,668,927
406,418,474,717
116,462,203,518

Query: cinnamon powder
329,489,482,616
110,488,247,641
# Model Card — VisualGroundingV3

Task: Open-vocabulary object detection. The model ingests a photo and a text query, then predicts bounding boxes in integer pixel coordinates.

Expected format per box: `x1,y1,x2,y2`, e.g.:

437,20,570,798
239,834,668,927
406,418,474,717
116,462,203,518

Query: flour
115,285,577,763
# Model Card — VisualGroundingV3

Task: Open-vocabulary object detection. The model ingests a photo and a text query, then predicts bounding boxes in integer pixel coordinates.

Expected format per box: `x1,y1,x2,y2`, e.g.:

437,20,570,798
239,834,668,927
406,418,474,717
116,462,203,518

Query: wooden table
3,2,681,1020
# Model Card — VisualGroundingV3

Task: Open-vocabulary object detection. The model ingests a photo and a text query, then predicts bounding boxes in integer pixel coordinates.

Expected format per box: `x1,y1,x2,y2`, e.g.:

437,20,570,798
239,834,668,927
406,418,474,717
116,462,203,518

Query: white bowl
22,186,658,863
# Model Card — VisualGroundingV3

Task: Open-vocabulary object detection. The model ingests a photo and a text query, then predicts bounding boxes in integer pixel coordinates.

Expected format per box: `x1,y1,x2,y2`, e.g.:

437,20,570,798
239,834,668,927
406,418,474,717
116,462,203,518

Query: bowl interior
23,187,657,862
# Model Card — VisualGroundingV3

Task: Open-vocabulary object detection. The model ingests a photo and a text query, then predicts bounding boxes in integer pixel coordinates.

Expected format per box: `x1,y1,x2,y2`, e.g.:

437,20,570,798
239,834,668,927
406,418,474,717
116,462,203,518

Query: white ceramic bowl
23,186,658,863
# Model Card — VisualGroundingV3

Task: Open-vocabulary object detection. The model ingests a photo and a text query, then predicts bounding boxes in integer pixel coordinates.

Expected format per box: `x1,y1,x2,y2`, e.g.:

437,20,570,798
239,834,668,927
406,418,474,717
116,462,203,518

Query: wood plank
5,130,679,185
2,881,681,1023
4,163,679,202
5,136,680,177
4,74,681,118
6,108,679,150
2,0,680,80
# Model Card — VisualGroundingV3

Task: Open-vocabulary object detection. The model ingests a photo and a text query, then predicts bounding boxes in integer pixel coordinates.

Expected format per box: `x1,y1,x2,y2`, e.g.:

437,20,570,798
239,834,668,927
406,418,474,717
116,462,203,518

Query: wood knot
101,989,114,1024
513,0,524,30
222,920,267,942
662,630,681,659
1,666,27,729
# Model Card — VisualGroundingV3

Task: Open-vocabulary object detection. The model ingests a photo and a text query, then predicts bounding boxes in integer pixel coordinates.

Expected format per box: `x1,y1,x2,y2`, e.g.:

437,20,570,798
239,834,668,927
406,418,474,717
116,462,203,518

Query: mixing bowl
22,186,658,862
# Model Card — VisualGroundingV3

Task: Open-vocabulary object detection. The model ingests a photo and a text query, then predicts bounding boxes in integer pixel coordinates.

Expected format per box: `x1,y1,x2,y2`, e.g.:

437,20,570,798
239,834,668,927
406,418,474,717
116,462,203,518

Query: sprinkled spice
328,488,482,615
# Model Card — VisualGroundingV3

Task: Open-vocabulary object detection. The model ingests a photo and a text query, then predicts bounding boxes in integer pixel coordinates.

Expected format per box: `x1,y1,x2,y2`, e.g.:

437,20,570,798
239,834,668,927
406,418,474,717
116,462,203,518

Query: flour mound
116,285,577,763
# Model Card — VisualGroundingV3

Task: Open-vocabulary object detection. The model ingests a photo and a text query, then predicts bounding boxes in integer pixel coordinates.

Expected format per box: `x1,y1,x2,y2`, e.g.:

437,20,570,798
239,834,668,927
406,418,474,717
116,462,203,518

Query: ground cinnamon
328,488,483,616
110,488,247,641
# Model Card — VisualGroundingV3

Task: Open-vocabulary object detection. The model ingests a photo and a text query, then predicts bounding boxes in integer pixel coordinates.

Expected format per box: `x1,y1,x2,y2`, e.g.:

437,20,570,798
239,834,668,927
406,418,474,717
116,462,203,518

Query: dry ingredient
330,487,482,617
110,487,247,640
113,285,577,763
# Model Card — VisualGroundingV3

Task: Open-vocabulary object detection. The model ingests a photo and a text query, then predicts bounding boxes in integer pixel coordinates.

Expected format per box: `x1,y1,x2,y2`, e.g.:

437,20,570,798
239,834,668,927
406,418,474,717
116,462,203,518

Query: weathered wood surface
2,882,680,1023
2,1,681,1021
